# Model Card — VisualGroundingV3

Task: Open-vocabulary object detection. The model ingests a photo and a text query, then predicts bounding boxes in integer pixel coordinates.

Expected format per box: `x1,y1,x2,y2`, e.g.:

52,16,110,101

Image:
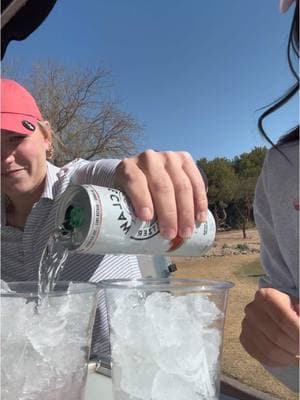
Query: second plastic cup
100,278,234,400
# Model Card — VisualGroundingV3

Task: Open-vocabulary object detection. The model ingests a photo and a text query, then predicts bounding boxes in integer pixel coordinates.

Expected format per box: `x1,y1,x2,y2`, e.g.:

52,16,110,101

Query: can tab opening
63,206,84,232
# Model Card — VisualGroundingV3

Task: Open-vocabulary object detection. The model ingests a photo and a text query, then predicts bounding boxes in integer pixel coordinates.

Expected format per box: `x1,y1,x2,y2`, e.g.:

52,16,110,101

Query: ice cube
143,293,210,378
112,344,156,400
152,370,200,400
109,289,222,400
110,290,153,354
144,292,193,348
1,289,91,400
185,293,223,326
202,327,221,372
0,279,13,293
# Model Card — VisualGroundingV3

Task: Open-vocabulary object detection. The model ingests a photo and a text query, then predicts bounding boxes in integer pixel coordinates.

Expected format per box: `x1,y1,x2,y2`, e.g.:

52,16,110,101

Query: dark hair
258,1,299,148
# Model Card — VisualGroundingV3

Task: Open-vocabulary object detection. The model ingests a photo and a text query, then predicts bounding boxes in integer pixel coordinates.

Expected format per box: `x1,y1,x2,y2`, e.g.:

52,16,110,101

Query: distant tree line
197,146,268,238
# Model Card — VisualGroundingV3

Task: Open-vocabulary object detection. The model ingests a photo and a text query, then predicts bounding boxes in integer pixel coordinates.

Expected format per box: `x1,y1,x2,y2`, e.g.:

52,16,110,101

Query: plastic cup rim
97,277,234,292
0,281,99,298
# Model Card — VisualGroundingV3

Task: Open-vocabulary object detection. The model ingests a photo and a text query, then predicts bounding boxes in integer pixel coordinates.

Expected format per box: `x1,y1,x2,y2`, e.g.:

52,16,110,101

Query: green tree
198,158,237,230
198,147,268,237
232,147,268,238
233,147,268,179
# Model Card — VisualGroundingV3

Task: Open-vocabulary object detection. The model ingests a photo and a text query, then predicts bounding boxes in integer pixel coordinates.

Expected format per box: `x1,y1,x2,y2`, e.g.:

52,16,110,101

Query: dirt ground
172,229,298,400
200,228,260,257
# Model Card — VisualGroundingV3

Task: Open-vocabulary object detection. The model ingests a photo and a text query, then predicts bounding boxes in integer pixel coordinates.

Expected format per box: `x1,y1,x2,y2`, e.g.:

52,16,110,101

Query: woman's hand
114,150,207,240
240,288,300,367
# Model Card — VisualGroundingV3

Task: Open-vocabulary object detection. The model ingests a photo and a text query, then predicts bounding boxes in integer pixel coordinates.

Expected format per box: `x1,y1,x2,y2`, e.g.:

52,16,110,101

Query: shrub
236,243,250,251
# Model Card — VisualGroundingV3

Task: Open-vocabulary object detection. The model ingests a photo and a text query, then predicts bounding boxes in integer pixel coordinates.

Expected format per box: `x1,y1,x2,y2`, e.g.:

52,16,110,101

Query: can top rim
97,278,234,291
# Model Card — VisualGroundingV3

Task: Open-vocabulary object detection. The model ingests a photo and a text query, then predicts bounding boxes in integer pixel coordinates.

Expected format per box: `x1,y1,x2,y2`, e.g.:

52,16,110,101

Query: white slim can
56,185,216,256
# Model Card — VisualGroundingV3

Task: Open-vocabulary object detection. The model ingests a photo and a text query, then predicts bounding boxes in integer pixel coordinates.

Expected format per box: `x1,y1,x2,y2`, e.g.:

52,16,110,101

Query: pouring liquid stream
37,227,71,306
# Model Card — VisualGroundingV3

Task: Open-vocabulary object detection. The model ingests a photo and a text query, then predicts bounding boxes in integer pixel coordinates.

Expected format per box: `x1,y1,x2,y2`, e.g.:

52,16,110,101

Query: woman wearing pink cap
1,78,208,357
240,0,299,392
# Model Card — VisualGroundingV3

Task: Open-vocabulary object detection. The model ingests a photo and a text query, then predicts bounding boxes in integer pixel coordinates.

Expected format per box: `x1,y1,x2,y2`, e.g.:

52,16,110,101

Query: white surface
85,373,113,400
85,373,237,400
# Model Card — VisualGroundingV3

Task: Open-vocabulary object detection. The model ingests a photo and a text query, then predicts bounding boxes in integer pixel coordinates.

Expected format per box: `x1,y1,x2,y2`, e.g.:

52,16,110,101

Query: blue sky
3,0,298,160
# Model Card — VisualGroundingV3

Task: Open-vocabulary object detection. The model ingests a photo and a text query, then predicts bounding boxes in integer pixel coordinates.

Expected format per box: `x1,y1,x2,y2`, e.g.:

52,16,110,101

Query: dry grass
172,230,298,400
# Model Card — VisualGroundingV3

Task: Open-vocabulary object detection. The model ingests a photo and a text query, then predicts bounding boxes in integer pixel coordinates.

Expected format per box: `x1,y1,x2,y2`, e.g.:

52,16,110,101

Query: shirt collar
40,161,61,200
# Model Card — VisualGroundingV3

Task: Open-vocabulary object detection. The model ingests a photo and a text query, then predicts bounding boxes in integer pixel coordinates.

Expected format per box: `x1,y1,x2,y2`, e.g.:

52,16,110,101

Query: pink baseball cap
279,0,295,12
1,79,43,135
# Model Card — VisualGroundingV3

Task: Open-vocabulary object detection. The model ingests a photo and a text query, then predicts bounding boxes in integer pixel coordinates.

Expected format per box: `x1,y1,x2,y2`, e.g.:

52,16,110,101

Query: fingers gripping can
56,185,216,256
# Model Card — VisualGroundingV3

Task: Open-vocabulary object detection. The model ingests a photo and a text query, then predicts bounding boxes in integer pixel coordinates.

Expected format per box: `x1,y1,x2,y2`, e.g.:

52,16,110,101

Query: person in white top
1,78,208,357
240,0,299,392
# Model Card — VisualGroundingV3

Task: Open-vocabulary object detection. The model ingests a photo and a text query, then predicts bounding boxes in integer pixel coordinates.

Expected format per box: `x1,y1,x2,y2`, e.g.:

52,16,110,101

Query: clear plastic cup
1,281,98,400
100,278,234,400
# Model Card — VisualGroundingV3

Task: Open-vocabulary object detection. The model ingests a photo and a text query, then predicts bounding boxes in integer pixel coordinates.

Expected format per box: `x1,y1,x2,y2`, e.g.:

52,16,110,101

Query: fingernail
179,227,193,239
196,211,207,222
160,227,176,240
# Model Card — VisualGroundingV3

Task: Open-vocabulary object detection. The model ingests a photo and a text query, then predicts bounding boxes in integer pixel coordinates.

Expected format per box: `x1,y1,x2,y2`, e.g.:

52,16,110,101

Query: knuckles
116,158,141,182
136,149,193,167
118,150,195,178
150,179,173,194
174,178,192,194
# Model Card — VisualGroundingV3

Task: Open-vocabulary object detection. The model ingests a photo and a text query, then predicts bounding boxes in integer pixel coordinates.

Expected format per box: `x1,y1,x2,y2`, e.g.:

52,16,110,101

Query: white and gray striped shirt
1,159,141,358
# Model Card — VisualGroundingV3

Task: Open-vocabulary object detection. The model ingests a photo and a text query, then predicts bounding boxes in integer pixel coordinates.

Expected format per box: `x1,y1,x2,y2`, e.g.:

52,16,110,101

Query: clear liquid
3,230,92,399
37,229,70,302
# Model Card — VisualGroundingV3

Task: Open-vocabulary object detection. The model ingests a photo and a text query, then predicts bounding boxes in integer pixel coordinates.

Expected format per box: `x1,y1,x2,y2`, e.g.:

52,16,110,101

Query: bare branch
5,60,143,166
